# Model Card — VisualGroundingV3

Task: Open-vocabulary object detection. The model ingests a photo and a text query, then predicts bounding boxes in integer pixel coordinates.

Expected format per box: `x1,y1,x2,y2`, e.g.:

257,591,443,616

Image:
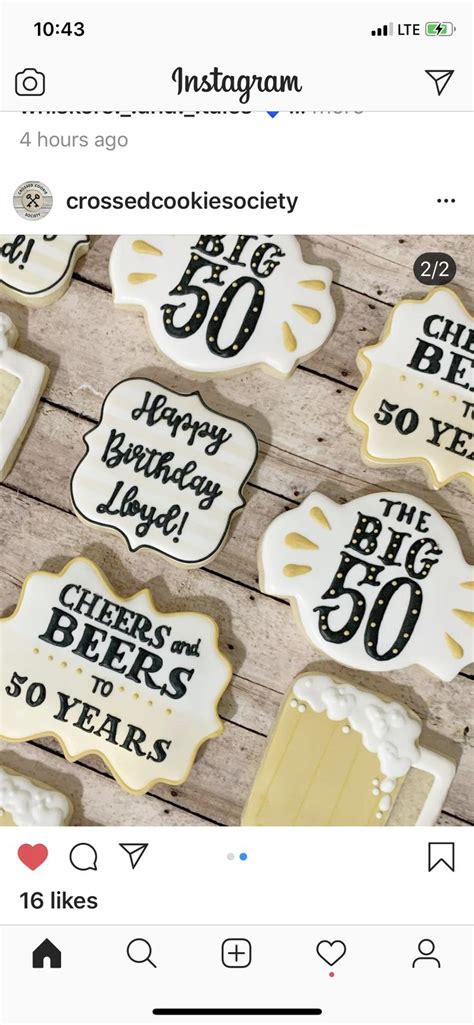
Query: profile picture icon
13,181,53,221
15,68,45,96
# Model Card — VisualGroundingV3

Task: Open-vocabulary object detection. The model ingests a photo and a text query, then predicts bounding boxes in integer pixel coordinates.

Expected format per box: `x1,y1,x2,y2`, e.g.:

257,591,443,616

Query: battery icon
425,22,454,35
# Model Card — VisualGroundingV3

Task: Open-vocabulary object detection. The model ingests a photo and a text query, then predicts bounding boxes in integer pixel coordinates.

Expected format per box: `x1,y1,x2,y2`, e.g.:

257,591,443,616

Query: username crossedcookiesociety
0,558,232,793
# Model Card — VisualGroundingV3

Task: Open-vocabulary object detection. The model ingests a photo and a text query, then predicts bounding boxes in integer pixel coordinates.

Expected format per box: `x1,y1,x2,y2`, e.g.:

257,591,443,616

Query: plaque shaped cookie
259,491,473,681
350,287,474,488
0,312,49,481
0,558,232,794
0,765,73,826
71,378,258,567
0,234,90,306
242,673,456,827
109,235,336,377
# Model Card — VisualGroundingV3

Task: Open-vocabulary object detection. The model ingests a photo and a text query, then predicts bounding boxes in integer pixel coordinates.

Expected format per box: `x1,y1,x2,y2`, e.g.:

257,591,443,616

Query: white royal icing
0,313,49,482
293,674,421,818
0,766,70,826
71,378,258,566
0,557,232,794
351,287,474,488
109,235,336,377
0,235,90,304
259,490,474,681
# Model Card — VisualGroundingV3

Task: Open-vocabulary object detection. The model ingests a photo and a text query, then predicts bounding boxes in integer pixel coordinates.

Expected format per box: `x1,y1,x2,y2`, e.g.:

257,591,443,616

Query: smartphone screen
0,2,473,1023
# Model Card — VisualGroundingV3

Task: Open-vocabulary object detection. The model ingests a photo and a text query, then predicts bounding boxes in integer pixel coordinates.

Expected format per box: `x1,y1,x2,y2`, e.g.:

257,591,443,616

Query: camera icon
15,68,45,97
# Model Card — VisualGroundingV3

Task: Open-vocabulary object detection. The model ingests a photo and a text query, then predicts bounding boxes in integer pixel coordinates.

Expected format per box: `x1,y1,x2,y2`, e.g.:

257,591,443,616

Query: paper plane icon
119,843,149,869
425,70,454,96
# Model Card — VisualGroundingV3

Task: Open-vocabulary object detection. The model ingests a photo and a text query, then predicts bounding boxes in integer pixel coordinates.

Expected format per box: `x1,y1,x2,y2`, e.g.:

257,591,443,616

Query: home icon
32,938,62,969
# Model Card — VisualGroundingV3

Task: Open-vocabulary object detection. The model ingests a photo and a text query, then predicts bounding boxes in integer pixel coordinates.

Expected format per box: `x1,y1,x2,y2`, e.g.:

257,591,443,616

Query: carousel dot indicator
239,852,248,861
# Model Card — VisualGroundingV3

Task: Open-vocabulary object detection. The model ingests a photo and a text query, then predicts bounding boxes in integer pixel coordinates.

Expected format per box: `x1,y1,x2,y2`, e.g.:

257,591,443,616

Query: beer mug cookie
0,558,232,794
0,235,90,306
109,235,336,377
350,287,474,488
242,673,456,827
0,765,73,826
0,312,49,481
259,491,473,681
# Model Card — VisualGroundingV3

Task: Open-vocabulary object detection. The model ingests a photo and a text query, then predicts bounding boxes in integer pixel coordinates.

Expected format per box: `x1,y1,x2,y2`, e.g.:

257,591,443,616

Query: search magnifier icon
126,938,157,968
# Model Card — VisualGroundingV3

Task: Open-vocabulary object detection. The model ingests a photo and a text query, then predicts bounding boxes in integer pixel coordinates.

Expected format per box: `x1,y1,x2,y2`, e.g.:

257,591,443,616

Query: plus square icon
221,938,252,968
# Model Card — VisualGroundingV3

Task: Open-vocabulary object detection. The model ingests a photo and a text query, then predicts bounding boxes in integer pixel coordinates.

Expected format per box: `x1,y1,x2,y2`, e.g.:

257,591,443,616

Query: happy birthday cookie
71,378,258,567
350,287,474,488
0,765,73,826
242,673,456,827
0,558,232,794
0,312,49,481
0,234,90,306
109,235,336,377
259,491,473,681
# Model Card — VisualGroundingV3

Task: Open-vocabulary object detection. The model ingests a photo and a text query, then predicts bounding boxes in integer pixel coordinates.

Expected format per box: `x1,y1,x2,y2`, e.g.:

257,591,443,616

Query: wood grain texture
1,235,472,827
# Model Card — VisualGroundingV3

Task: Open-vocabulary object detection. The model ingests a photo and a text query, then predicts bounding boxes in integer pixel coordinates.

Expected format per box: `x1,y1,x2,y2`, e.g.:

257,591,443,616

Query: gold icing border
348,286,474,490
0,556,233,796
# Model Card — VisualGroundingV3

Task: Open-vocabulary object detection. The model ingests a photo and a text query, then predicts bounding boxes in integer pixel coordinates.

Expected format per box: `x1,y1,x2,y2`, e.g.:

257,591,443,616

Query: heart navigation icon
17,844,48,870
316,940,347,966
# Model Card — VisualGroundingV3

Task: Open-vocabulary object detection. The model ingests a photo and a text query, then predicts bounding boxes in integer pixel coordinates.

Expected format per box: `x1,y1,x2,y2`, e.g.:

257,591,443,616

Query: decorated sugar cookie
242,673,456,827
109,235,336,377
0,765,73,826
0,558,232,794
350,287,474,488
0,312,49,481
0,234,90,306
71,378,258,567
259,491,473,681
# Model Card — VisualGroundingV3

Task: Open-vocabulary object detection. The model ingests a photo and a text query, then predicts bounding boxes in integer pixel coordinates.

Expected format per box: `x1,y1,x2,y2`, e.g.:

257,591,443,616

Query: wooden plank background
1,234,472,827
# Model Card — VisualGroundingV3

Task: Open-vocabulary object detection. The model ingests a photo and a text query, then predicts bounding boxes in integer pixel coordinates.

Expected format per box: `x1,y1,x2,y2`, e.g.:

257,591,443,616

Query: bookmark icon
119,843,149,869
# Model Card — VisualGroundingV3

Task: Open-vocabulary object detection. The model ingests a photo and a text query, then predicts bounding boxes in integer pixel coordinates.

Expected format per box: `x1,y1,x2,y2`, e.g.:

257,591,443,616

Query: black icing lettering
405,537,442,580
223,235,258,267
39,608,78,647
192,235,226,258
249,242,285,278
441,351,474,391
314,552,385,644
161,665,194,700
423,314,444,339
25,681,46,707
72,623,108,662
59,584,82,609
346,513,382,556
150,624,173,650
408,340,443,375
161,253,227,338
125,648,164,689
99,634,136,673
54,691,82,722
147,739,172,763
377,528,411,568
206,276,265,357
364,578,422,660
73,701,101,733
120,724,147,756
93,714,120,745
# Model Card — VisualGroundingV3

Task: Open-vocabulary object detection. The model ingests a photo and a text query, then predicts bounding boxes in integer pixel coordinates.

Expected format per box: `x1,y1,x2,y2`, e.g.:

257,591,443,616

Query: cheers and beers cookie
0,765,73,826
0,235,90,306
350,287,474,488
109,235,336,377
259,491,473,681
71,378,258,567
242,673,456,827
0,558,232,794
0,312,49,481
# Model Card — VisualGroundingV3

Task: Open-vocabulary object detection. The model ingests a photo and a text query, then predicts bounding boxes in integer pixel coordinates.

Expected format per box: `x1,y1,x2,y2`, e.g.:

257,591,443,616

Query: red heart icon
17,844,48,870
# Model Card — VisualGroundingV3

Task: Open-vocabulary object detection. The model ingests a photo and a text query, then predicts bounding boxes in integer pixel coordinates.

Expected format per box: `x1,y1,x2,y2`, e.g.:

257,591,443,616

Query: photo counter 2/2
0,233,472,829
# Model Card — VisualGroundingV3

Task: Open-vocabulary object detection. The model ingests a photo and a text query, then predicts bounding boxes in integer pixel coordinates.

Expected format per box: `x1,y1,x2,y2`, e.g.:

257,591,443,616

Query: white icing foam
0,767,70,826
293,675,422,819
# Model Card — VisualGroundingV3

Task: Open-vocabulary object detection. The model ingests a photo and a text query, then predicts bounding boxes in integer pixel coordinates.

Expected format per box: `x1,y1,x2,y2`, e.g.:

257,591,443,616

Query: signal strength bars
371,23,394,36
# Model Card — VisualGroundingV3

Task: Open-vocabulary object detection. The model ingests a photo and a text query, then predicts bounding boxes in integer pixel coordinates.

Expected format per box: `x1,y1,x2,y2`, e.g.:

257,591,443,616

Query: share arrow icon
119,843,149,869
425,69,454,96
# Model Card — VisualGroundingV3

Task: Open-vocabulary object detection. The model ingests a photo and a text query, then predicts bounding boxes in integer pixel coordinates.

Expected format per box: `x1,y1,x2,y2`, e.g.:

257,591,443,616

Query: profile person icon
412,939,441,968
